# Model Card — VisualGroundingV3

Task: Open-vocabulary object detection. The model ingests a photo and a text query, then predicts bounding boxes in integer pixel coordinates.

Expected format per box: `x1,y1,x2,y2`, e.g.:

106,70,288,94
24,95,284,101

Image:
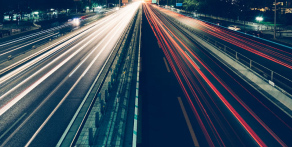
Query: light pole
274,0,277,39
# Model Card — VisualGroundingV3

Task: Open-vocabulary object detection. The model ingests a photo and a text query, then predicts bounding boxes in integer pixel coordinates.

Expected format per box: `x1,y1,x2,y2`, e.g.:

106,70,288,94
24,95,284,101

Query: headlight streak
0,6,136,116
24,8,136,146
0,7,131,86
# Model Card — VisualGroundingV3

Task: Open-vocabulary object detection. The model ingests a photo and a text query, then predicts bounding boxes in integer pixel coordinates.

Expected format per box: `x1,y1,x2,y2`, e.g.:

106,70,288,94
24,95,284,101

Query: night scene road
141,3,292,147
0,3,140,147
1,0,292,146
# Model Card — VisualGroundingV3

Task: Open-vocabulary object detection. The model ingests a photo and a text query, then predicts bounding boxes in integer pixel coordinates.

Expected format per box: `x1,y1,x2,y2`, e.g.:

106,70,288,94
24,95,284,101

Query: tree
182,0,198,11
0,0,4,23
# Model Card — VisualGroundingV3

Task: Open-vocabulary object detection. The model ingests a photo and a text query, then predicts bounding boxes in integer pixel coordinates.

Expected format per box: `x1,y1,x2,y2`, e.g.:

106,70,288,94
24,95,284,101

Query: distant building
250,0,292,14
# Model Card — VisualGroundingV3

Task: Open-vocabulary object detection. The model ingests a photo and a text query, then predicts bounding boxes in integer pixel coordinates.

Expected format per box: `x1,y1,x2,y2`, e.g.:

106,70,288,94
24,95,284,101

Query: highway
143,3,292,146
0,11,113,64
164,8,292,94
0,2,140,147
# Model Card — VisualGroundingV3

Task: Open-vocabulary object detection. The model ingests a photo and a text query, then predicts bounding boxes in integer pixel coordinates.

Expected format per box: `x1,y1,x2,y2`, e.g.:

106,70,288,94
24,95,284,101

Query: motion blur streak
0,2,140,147
144,5,216,147
144,3,292,147
164,9,292,72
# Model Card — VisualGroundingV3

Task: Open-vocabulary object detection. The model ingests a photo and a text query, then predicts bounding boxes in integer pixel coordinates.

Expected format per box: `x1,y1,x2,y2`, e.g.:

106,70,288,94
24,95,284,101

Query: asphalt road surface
141,3,292,147
0,3,140,147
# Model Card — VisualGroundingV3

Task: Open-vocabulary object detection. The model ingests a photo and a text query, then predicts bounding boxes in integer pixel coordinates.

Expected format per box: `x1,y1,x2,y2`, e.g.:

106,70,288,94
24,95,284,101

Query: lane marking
0,6,136,146
184,51,200,69
0,113,27,140
163,57,171,72
0,13,126,115
178,97,200,147
25,12,132,147
140,57,142,72
0,75,69,147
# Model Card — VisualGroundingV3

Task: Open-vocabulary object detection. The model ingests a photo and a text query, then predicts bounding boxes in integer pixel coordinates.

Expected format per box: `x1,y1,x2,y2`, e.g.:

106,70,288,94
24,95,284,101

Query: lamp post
274,0,277,39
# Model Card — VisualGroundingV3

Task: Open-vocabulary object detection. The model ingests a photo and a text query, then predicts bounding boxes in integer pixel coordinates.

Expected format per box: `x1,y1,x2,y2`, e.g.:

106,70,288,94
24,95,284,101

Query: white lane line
163,57,171,72
0,113,27,140
0,17,118,115
0,77,69,147
178,97,200,147
184,51,200,69
25,15,129,147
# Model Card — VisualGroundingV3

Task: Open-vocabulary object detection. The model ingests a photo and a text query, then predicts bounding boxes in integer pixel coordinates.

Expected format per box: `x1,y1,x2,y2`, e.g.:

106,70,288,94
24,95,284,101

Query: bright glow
256,16,263,22
33,11,39,15
73,18,80,25
116,7,120,10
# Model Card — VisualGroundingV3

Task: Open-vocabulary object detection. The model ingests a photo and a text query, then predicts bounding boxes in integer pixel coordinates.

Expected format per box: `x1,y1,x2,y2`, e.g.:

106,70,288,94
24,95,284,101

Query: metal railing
203,35,292,94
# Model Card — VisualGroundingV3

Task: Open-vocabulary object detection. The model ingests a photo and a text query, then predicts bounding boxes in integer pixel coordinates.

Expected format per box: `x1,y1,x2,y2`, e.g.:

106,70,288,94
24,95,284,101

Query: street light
256,16,263,31
274,0,277,39
256,16,263,22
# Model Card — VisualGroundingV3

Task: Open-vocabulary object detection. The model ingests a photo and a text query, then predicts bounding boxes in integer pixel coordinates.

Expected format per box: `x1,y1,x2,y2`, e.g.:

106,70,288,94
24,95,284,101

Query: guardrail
161,10,292,97
202,36,292,94
132,4,142,147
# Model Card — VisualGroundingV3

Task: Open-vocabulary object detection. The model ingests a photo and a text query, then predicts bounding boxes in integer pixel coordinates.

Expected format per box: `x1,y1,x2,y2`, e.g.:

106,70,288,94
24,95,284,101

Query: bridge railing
201,34,292,96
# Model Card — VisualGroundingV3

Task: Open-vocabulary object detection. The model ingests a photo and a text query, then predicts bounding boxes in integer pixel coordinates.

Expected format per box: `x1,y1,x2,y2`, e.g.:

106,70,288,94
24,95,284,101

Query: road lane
144,3,292,146
0,3,141,147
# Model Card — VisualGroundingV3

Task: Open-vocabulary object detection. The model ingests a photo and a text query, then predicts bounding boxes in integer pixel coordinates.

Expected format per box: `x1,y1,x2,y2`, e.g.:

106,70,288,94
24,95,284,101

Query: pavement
139,8,197,147
0,5,137,147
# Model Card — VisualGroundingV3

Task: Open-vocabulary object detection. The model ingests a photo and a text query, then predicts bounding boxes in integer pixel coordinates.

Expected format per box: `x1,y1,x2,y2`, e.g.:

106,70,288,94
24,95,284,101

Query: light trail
143,3,292,147
157,9,287,146
0,3,140,146
0,5,136,116
158,7,292,71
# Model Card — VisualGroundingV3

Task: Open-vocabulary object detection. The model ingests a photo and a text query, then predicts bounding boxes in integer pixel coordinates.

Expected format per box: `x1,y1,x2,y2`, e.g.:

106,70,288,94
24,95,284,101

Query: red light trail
143,3,290,147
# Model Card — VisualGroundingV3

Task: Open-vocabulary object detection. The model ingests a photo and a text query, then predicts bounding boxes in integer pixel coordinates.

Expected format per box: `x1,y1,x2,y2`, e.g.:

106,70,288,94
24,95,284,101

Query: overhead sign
176,3,182,6
152,0,156,3
122,0,128,3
